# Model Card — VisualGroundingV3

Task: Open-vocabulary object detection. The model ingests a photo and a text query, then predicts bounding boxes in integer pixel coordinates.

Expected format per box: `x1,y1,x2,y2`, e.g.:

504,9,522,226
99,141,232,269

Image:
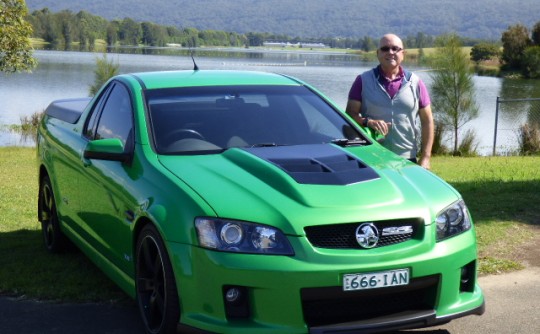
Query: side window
93,83,134,146
84,85,111,139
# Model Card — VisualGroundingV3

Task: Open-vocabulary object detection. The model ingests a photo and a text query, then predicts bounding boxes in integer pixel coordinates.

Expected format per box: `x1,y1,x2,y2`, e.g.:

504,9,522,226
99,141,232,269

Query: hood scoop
242,144,379,185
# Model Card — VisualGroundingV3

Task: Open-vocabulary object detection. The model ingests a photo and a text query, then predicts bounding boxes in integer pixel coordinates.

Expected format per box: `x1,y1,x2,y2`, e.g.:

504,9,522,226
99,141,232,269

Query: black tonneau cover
45,98,91,124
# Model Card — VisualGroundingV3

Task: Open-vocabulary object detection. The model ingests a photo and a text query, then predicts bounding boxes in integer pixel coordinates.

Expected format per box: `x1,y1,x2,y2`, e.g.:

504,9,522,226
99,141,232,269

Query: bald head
379,34,404,49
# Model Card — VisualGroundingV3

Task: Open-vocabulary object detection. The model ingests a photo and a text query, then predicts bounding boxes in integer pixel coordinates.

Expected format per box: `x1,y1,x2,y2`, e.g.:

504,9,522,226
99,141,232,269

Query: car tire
39,175,68,253
136,225,180,334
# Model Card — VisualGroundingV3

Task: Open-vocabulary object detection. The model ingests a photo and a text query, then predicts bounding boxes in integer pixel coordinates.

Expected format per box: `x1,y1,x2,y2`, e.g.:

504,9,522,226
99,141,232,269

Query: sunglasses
379,46,403,53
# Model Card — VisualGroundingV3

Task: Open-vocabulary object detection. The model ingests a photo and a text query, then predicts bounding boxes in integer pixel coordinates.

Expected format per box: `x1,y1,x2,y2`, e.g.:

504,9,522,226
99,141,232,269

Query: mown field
1,147,538,302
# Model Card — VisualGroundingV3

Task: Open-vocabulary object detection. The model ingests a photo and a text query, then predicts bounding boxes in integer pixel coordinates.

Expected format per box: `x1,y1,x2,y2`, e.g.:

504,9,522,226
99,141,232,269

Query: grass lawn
1,147,538,302
0,147,128,303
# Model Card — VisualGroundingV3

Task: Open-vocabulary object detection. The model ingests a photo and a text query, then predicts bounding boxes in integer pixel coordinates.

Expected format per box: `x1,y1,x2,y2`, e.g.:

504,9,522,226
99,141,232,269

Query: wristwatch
362,116,370,127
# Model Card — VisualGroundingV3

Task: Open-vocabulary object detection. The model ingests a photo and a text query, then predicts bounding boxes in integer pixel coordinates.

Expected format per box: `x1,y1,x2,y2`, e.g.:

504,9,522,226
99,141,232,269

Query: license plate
343,269,409,291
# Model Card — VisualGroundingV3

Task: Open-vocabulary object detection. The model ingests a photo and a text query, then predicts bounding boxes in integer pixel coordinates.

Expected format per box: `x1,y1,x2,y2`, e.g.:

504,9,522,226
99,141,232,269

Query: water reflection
38,44,364,65
494,79,540,154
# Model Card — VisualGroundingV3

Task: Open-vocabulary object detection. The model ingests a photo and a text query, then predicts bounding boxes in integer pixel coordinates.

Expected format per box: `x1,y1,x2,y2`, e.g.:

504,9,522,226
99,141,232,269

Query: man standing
346,34,434,169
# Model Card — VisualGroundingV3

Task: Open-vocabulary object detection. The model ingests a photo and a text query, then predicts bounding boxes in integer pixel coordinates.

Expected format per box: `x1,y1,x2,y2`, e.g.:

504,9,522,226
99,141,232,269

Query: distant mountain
25,0,539,41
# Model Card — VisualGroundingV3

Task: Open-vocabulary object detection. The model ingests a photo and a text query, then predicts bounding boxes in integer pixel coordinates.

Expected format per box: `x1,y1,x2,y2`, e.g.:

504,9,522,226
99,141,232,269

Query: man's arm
345,99,363,124
418,104,434,169
346,99,391,135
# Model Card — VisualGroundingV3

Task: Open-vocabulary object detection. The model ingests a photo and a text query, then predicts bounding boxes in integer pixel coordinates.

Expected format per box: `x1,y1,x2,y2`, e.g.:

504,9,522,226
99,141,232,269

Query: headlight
436,200,472,241
195,218,294,255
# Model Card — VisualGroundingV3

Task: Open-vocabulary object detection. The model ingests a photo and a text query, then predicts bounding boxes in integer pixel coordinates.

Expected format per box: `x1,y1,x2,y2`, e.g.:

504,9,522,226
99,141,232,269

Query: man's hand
418,156,431,170
367,119,392,135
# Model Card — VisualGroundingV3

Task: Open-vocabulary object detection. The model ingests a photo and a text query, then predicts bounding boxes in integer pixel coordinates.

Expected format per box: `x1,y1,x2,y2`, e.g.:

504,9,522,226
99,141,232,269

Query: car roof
124,70,303,90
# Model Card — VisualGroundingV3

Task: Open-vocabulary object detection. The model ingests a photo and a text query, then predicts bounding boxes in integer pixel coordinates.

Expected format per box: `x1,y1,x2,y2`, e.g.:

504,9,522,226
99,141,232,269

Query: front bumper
168,229,485,334
310,302,485,333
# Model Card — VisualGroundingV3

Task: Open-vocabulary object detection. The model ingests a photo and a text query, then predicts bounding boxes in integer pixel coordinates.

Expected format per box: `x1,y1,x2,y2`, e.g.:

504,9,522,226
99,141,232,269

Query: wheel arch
132,217,182,333
132,216,154,254
37,164,50,222
132,216,174,271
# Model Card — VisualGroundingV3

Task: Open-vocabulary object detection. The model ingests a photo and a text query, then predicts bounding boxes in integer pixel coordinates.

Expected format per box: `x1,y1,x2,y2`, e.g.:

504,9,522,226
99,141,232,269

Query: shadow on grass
449,179,540,227
0,229,129,303
450,179,540,274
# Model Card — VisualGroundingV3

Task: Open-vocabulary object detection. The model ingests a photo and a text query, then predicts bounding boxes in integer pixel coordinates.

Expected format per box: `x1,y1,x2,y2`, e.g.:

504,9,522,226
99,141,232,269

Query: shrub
88,53,119,96
457,129,479,156
518,123,540,155
431,121,449,155
470,42,500,63
521,46,540,79
18,111,43,145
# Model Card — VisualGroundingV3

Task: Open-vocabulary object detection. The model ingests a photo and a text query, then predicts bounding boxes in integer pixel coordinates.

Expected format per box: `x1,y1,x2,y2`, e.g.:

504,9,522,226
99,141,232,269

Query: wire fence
493,97,540,155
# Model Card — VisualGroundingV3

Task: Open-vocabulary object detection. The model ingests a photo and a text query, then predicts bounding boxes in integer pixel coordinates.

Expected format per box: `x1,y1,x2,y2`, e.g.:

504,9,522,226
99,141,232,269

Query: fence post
493,96,500,156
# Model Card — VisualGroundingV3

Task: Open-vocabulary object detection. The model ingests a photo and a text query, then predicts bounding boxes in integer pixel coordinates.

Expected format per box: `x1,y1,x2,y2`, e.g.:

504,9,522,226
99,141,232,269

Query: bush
456,129,479,156
521,46,540,79
17,111,43,145
470,42,500,63
88,53,119,96
518,123,540,155
431,121,449,155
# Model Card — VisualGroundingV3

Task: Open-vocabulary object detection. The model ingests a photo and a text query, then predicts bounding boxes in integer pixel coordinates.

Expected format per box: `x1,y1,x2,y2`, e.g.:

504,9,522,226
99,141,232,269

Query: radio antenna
190,50,199,71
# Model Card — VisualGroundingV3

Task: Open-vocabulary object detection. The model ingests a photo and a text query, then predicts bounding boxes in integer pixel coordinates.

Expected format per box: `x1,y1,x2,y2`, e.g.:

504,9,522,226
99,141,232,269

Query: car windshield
145,85,366,154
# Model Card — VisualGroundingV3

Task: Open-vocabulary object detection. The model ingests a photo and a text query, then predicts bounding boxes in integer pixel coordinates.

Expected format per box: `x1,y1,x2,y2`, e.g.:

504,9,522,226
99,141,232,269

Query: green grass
431,156,540,274
0,147,128,303
1,148,538,302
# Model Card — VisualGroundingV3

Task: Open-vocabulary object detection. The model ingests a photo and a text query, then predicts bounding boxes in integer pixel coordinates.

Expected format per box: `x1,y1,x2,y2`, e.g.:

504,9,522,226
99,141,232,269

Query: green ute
37,70,484,334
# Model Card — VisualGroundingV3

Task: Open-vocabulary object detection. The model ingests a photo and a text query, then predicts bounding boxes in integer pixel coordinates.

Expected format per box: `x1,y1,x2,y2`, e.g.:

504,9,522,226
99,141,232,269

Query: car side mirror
84,138,132,164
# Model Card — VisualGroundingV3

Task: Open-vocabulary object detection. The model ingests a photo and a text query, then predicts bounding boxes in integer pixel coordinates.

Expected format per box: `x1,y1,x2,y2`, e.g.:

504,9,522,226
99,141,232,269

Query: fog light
461,267,469,284
223,285,250,319
225,287,241,303
460,261,475,292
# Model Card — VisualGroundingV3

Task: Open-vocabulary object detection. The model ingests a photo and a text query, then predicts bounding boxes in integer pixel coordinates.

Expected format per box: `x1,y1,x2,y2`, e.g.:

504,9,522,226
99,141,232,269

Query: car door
77,81,139,274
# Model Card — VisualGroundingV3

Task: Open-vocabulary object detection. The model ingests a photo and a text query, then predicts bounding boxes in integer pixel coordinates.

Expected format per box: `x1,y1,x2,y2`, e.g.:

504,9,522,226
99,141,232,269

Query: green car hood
158,144,459,235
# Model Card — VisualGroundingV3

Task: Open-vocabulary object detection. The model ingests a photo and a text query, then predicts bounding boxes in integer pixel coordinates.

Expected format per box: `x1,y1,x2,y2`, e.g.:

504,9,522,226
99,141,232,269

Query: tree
361,36,375,52
521,46,540,79
470,42,500,63
56,10,74,50
531,21,540,46
181,27,200,47
141,21,167,46
416,32,428,49
89,54,119,96
501,24,531,70
75,10,107,51
0,0,37,73
246,32,263,47
106,20,120,46
119,18,142,45
430,34,479,154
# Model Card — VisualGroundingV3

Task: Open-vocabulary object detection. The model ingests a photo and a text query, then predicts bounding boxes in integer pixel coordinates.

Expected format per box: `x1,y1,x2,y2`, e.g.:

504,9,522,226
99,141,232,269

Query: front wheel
136,225,180,334
38,175,68,253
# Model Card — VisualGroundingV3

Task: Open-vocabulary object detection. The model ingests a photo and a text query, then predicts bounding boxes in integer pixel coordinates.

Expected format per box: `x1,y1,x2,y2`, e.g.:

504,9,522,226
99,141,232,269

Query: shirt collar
375,65,404,82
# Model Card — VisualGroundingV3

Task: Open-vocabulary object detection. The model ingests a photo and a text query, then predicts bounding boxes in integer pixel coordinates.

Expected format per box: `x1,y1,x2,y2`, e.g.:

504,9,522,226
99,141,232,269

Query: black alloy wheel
38,175,68,252
136,225,180,334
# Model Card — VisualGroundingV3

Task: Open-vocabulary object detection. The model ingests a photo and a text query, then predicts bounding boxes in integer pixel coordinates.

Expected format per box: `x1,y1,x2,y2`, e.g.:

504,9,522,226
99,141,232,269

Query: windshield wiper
251,142,279,147
330,138,367,147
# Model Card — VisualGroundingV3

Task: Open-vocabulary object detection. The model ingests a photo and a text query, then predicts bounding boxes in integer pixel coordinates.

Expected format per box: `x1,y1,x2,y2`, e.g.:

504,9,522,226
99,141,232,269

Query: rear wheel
38,175,68,252
136,225,180,334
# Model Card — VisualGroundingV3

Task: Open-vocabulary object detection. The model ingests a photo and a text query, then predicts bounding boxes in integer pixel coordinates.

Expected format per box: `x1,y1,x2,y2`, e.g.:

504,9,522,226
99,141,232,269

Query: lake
2,49,540,155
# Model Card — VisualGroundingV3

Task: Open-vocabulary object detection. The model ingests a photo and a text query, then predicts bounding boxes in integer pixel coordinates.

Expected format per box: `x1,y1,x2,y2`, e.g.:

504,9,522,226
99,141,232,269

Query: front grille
301,275,439,327
304,218,422,249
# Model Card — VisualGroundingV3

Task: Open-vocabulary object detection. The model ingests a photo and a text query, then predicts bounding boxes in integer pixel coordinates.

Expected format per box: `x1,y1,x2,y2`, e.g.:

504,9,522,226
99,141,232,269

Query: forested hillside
25,0,538,40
